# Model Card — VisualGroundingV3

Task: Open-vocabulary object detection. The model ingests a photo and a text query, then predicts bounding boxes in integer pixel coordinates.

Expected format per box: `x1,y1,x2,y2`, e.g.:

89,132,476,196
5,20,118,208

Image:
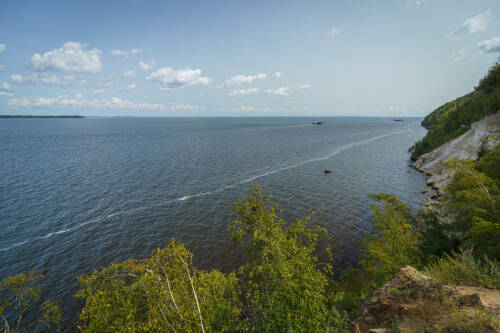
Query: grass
424,249,500,289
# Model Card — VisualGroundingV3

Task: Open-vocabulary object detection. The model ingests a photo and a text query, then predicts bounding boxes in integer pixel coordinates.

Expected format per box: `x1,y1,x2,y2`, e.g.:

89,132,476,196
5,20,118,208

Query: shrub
425,249,500,288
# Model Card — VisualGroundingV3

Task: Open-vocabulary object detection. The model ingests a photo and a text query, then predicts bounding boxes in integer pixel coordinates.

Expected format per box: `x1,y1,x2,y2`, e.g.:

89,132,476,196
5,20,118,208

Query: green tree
229,185,337,332
444,158,500,260
77,240,240,332
0,270,61,332
359,194,422,286
477,136,490,160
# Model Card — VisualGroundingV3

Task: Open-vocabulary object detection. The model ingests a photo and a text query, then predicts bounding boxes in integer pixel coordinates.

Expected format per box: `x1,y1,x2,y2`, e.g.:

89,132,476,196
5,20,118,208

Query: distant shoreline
0,115,85,118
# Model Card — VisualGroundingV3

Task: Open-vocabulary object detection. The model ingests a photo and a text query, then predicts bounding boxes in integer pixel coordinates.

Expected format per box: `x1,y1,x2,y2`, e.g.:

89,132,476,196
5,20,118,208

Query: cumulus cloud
478,37,500,53
169,102,206,111
111,49,128,57
266,87,290,96
451,10,491,38
225,73,266,86
0,43,5,54
111,48,143,57
125,84,137,90
1,82,14,91
10,74,23,83
30,42,102,73
139,61,152,71
147,66,211,90
329,27,342,38
272,72,282,79
6,95,206,112
91,89,105,95
228,88,259,96
122,70,136,78
7,95,168,110
0,91,12,97
296,84,311,90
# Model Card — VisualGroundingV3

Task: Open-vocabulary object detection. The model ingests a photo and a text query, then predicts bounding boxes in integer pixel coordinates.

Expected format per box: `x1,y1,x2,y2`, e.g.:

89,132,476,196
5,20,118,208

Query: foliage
425,249,500,288
0,270,61,332
477,135,490,160
413,210,459,261
476,142,500,180
77,240,240,332
229,185,337,332
359,193,422,286
410,63,500,160
444,157,500,260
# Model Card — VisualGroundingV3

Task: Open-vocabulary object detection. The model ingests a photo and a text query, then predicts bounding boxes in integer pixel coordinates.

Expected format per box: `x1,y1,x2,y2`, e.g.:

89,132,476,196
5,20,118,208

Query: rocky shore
412,111,500,209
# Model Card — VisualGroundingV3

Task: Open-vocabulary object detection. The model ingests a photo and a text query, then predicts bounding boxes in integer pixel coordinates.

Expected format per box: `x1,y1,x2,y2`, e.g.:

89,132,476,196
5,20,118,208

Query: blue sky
0,0,499,116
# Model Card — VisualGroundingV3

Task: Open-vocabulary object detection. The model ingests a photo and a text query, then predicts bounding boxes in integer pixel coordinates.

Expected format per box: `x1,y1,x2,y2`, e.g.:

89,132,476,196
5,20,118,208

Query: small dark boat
393,119,404,122
324,170,332,174
313,121,326,125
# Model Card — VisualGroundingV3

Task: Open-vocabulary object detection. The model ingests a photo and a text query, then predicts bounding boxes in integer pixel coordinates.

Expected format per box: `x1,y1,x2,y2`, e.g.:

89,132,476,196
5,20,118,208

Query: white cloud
296,84,311,90
0,43,5,54
147,66,211,90
111,48,143,57
111,49,128,57
30,42,102,73
92,89,105,95
478,37,500,53
10,74,23,83
329,26,342,38
0,91,12,97
7,95,169,110
6,95,207,112
39,74,77,86
125,84,137,90
1,82,13,91
451,10,491,38
452,48,471,61
406,0,427,8
232,106,272,113
388,106,407,112
169,102,206,111
228,88,259,96
122,70,136,78
266,87,290,96
139,61,152,71
272,72,282,79
225,73,266,86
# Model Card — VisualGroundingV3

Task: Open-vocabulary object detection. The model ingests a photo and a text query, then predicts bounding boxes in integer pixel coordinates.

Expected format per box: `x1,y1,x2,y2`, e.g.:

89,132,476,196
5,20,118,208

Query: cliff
413,111,500,208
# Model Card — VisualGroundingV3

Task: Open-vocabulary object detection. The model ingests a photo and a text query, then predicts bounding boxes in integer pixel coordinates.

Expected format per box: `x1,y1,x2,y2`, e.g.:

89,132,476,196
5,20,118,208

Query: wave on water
0,127,411,252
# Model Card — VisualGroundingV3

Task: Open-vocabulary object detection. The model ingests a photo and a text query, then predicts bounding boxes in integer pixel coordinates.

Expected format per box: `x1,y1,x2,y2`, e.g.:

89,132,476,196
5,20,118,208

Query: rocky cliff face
352,266,500,332
413,112,500,208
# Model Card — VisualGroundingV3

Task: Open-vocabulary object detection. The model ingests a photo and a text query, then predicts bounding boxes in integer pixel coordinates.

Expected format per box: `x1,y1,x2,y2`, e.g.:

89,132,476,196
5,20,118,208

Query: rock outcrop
353,266,500,332
413,112,500,208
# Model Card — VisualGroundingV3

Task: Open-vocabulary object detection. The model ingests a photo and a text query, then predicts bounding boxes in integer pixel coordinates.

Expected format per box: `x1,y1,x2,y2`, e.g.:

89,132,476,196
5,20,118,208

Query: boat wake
0,127,411,252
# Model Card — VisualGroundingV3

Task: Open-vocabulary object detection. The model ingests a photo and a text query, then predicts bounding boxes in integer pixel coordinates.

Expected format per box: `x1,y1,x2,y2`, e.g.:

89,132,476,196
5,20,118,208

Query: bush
425,249,500,288
359,193,422,286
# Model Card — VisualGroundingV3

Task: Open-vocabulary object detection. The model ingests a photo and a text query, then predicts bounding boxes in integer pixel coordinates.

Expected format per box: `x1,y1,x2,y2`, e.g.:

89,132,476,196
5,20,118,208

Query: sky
0,0,499,117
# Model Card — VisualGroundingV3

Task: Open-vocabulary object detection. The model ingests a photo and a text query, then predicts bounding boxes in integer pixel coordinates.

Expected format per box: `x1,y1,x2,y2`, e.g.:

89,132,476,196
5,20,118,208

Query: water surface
0,117,427,328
